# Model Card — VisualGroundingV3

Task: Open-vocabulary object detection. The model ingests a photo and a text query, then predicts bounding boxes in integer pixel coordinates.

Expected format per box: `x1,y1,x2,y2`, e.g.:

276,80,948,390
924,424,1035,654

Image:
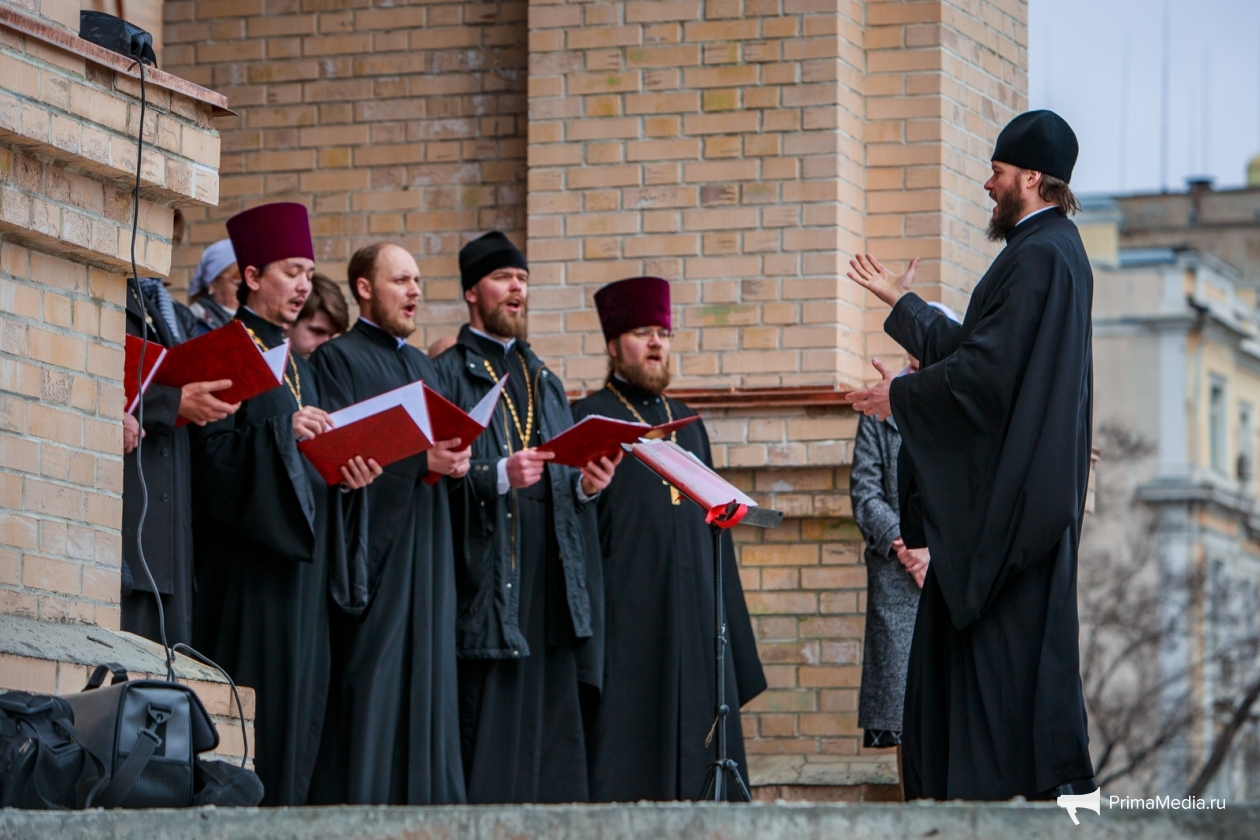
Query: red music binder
149,321,290,426
627,438,760,528
297,381,435,485
123,334,167,415
421,376,507,485
537,414,700,468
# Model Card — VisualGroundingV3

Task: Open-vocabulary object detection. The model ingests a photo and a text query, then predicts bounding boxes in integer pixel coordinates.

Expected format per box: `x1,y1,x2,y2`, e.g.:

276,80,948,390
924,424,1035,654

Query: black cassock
307,320,465,805
572,382,766,801
121,285,193,645
191,307,368,806
887,208,1096,800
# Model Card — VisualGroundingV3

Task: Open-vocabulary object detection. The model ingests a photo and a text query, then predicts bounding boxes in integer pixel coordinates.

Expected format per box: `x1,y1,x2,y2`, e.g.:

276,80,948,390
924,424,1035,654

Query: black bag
62,663,219,808
0,692,106,809
193,758,264,806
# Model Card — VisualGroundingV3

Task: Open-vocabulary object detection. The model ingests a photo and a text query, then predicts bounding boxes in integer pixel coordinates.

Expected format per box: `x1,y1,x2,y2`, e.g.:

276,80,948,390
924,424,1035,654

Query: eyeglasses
629,327,673,341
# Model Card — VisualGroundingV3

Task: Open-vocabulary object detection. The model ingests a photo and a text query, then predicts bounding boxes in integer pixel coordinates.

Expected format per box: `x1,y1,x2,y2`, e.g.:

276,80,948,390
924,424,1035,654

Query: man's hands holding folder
428,438,470,479
291,406,383,489
178,379,240,426
504,447,622,496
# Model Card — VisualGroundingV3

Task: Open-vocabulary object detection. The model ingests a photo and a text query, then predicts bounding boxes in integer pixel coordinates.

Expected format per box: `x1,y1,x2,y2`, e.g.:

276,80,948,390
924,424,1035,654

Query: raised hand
844,358,896,421
846,254,918,308
579,451,623,497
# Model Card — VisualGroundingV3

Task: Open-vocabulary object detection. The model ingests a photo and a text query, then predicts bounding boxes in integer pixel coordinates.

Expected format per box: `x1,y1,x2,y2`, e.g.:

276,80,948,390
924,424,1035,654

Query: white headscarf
189,239,237,300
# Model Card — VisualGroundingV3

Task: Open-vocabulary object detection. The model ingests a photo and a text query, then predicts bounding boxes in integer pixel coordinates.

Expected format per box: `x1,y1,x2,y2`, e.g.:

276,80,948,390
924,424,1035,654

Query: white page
327,380,433,442
468,376,508,427
261,340,290,383
566,414,650,434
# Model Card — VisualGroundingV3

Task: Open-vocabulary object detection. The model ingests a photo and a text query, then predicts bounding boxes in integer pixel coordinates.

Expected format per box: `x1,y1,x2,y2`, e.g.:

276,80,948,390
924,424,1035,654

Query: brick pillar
0,4,251,761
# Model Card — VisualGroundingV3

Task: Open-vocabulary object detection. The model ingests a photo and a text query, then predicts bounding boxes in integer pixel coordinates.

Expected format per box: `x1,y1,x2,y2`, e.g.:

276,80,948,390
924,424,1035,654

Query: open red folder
421,376,507,485
126,320,290,426
123,335,167,415
298,381,435,485
627,438,761,528
537,414,700,468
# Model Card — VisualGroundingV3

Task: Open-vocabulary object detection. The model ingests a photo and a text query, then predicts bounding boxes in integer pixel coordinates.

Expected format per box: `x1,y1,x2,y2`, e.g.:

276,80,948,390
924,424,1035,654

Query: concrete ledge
0,801,1254,840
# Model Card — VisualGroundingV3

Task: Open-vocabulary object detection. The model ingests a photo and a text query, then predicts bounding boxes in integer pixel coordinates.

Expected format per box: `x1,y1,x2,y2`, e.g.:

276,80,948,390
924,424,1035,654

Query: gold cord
607,381,681,504
245,324,302,407
483,352,534,449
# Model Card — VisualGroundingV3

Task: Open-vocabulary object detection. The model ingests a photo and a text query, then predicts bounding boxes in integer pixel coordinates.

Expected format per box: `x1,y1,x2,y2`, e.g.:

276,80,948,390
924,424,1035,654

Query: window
1209,377,1226,474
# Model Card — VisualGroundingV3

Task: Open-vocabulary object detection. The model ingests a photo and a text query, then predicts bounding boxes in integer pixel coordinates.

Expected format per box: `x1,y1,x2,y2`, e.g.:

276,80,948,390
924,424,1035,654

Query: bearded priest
572,276,766,801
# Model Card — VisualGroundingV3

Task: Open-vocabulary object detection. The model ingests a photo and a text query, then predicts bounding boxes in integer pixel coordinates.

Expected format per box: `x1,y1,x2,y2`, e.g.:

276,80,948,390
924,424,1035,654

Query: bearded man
845,110,1096,801
433,231,617,803
308,243,468,804
570,276,766,801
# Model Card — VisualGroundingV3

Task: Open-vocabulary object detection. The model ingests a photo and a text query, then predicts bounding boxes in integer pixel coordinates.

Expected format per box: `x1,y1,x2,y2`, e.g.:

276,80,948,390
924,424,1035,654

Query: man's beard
368,297,416,339
611,355,671,396
986,180,1027,242
480,297,528,340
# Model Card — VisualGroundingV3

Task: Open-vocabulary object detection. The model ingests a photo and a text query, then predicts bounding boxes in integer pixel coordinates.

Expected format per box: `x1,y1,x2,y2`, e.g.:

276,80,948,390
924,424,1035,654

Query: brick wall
162,0,529,349
526,0,868,391
0,9,223,627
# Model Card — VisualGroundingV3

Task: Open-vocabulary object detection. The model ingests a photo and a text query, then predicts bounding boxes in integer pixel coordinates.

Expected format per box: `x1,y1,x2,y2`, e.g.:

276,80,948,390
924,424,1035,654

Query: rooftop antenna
1160,0,1171,192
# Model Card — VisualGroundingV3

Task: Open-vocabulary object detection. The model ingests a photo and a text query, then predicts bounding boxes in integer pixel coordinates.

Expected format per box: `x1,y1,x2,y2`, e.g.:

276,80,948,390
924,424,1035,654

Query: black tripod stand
698,501,783,802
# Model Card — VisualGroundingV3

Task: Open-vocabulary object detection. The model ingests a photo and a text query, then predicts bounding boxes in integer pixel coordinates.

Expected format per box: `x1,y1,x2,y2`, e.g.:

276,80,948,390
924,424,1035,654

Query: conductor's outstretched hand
847,254,918,308
845,359,896,421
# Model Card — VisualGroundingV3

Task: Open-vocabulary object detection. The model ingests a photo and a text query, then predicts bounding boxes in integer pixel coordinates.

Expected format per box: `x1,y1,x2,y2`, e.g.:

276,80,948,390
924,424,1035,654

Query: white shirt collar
469,326,516,352
358,317,407,348
1016,205,1055,227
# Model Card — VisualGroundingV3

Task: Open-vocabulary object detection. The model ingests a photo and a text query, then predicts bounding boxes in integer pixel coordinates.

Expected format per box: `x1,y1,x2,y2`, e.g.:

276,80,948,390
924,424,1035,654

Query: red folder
298,381,434,485
628,438,760,528
123,334,167,415
422,376,507,485
537,414,700,467
149,321,290,426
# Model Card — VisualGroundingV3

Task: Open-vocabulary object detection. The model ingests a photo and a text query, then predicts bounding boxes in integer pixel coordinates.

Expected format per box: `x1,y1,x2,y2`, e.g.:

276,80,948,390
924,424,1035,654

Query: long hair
1039,174,1081,216
300,272,350,333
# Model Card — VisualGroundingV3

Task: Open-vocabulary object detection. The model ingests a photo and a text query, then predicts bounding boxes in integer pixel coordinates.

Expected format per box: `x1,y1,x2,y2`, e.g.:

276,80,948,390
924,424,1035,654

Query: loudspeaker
78,12,157,67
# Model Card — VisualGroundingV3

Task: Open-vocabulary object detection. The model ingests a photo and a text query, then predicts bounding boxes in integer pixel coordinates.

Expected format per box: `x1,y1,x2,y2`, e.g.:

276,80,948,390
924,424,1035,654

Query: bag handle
93,704,168,808
83,663,129,691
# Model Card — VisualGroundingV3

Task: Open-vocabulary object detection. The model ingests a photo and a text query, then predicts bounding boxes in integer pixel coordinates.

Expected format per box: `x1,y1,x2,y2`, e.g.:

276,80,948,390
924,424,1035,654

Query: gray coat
851,412,921,732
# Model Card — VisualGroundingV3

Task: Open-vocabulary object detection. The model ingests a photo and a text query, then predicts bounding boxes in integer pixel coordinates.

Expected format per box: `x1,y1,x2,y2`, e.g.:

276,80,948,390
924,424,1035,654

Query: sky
1028,0,1260,197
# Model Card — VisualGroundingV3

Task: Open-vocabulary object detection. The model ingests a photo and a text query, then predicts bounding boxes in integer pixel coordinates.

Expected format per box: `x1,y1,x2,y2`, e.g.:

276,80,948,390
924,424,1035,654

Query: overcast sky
1028,0,1260,197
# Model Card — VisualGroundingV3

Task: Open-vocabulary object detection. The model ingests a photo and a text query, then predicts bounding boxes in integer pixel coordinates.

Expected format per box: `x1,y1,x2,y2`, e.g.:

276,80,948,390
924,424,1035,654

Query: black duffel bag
63,663,219,809
0,692,107,809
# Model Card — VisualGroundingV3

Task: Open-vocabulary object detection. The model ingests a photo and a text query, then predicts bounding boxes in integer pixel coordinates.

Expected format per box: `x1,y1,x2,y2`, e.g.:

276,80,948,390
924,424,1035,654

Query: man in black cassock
571,276,766,801
190,202,382,806
308,243,467,805
846,110,1096,801
122,279,237,646
433,231,618,803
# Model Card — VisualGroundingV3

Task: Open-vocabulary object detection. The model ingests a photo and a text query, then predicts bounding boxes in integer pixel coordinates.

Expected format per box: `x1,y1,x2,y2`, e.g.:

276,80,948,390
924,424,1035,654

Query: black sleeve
884,293,964,367
139,383,182,435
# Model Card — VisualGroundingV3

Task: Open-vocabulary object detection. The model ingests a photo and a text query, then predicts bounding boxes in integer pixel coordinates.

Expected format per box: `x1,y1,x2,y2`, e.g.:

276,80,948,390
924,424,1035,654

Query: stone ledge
0,801,1252,840
748,754,898,787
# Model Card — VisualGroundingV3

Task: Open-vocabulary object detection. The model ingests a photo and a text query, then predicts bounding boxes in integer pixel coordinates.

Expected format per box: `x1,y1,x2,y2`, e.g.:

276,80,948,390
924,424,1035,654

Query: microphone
1056,787,1101,825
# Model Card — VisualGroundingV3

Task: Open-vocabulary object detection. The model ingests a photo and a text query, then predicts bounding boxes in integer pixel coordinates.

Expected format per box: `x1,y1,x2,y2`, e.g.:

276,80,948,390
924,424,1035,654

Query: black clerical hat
991,110,1079,183
459,232,527,291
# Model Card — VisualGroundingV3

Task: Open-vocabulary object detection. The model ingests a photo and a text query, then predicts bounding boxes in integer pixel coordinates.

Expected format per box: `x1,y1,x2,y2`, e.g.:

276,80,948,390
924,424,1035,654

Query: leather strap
84,664,129,691
94,705,167,808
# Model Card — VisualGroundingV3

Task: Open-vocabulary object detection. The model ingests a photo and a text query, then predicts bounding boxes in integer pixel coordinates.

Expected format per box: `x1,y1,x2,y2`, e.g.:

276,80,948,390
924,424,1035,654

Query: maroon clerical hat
594,276,671,342
225,202,314,272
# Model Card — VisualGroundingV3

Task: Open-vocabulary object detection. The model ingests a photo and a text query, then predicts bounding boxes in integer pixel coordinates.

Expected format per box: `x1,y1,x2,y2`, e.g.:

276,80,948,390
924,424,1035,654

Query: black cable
172,643,249,769
126,57,175,683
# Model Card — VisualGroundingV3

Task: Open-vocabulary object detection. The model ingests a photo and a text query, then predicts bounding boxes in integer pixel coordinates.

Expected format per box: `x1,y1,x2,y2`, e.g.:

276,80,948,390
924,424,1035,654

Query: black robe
307,319,465,805
572,382,766,801
887,208,1095,800
190,307,368,806
122,283,193,645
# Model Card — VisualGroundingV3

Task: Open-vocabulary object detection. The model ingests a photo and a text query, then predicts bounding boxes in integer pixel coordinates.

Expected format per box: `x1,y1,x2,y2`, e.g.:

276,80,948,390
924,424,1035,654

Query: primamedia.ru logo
1056,789,1227,825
